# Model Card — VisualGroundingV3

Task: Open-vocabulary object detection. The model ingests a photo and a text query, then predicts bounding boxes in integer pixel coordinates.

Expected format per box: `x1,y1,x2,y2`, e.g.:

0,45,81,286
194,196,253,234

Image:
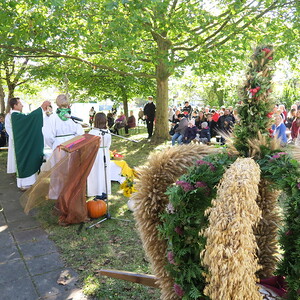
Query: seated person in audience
278,104,287,121
172,114,188,146
191,111,198,121
169,110,181,135
290,111,300,142
171,110,181,124
112,112,126,135
195,122,211,144
295,127,300,147
195,111,207,128
271,114,287,146
168,107,174,122
125,110,136,134
210,109,219,137
107,112,115,129
0,114,8,147
138,108,144,122
183,120,198,144
286,108,296,129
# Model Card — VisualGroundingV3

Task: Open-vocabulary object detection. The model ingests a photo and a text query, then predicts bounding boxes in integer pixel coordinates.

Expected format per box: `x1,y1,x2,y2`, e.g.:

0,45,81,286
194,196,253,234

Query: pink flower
268,56,273,60
176,180,194,192
195,181,210,195
174,284,185,297
297,183,300,190
174,226,184,235
270,152,288,161
277,152,288,155
167,251,176,265
196,160,215,171
195,181,206,188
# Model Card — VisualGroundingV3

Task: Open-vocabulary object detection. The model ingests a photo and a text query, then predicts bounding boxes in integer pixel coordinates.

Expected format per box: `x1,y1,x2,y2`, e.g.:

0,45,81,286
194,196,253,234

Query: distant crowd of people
168,101,300,147
89,96,156,139
169,101,236,146
3,96,300,193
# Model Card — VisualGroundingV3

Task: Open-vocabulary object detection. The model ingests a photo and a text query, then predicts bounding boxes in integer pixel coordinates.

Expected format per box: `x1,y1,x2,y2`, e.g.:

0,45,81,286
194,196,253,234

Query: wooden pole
98,269,159,288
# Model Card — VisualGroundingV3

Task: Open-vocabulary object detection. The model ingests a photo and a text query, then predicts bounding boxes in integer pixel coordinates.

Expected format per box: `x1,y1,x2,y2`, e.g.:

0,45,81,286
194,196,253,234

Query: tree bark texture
154,76,170,141
0,84,5,114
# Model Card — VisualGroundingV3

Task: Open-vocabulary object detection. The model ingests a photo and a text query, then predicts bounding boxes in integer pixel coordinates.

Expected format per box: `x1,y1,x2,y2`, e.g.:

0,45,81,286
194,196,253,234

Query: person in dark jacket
196,122,211,144
183,120,198,144
172,114,188,146
125,110,136,134
107,113,115,129
182,101,193,118
143,96,156,139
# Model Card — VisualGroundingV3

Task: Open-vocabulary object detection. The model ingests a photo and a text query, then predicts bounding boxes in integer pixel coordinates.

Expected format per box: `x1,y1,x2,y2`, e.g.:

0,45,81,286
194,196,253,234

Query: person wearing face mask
43,94,84,150
5,97,51,190
143,96,156,139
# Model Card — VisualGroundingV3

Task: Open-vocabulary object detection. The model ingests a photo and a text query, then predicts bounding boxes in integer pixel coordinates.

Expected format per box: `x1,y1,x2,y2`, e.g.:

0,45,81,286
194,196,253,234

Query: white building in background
71,99,115,124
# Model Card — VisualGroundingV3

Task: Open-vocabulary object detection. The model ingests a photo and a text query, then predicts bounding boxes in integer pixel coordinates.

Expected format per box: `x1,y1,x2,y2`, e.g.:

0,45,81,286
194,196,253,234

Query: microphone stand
87,129,138,229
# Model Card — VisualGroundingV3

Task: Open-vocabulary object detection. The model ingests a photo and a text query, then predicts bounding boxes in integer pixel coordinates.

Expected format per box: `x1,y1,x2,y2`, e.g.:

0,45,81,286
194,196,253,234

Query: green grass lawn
2,130,170,299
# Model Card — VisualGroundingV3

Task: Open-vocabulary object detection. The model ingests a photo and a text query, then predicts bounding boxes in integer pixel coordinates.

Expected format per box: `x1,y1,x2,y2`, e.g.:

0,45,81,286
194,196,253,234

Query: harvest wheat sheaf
132,46,300,300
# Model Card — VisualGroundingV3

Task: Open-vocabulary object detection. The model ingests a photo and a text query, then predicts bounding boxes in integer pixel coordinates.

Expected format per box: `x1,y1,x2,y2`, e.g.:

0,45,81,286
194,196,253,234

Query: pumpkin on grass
87,199,107,219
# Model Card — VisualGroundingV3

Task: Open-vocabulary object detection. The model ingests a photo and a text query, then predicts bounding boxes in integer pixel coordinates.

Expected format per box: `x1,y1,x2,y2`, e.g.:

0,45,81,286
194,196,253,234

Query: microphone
65,114,83,122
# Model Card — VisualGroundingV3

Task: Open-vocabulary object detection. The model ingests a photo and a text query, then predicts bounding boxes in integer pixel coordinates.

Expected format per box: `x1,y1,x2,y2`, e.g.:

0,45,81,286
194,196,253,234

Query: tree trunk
6,84,15,113
154,76,170,141
121,86,129,118
152,37,172,142
122,97,128,119
8,84,15,100
0,84,5,114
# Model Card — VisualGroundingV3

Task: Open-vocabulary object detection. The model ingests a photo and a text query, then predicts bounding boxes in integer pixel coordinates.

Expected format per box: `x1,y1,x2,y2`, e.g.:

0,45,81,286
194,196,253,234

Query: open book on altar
59,133,101,153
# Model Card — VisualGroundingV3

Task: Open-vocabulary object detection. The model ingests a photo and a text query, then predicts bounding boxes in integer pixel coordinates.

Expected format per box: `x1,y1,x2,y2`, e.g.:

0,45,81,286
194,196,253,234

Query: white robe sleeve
43,114,56,149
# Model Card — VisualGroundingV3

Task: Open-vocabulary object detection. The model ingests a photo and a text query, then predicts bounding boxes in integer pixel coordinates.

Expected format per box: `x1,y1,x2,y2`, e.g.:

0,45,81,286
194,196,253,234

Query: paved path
0,163,90,300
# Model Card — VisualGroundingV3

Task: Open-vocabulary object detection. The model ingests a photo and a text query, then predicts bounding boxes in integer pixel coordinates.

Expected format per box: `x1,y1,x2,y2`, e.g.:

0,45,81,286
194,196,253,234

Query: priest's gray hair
56,94,70,108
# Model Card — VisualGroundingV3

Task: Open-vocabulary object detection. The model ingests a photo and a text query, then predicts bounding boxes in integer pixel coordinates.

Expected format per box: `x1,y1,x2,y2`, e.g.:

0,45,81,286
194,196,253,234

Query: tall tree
0,0,299,140
29,59,155,117
0,83,5,114
0,52,36,112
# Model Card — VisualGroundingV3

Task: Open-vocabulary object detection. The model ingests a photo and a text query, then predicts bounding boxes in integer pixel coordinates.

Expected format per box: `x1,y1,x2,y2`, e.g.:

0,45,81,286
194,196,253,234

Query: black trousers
146,119,154,138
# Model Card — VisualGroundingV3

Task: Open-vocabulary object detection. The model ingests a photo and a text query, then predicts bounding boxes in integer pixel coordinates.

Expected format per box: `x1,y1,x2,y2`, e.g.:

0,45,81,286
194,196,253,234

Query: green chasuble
11,108,44,178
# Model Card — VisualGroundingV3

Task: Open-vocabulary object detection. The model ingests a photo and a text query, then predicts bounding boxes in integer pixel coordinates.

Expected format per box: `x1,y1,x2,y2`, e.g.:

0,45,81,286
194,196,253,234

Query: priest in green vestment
8,98,51,190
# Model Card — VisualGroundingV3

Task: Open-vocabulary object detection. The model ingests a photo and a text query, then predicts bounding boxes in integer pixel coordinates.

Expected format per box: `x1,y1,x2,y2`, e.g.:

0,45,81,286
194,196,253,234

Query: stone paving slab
0,275,39,300
33,268,79,298
13,227,49,244
4,208,32,223
25,252,64,276
0,211,5,225
7,216,40,232
0,196,22,211
0,228,15,247
39,288,88,300
0,160,91,300
0,243,20,263
0,258,29,284
19,238,58,260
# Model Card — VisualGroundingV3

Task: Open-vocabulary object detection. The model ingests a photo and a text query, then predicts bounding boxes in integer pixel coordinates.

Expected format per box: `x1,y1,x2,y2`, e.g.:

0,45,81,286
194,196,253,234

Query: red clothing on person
212,112,219,122
127,115,136,128
290,119,300,139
